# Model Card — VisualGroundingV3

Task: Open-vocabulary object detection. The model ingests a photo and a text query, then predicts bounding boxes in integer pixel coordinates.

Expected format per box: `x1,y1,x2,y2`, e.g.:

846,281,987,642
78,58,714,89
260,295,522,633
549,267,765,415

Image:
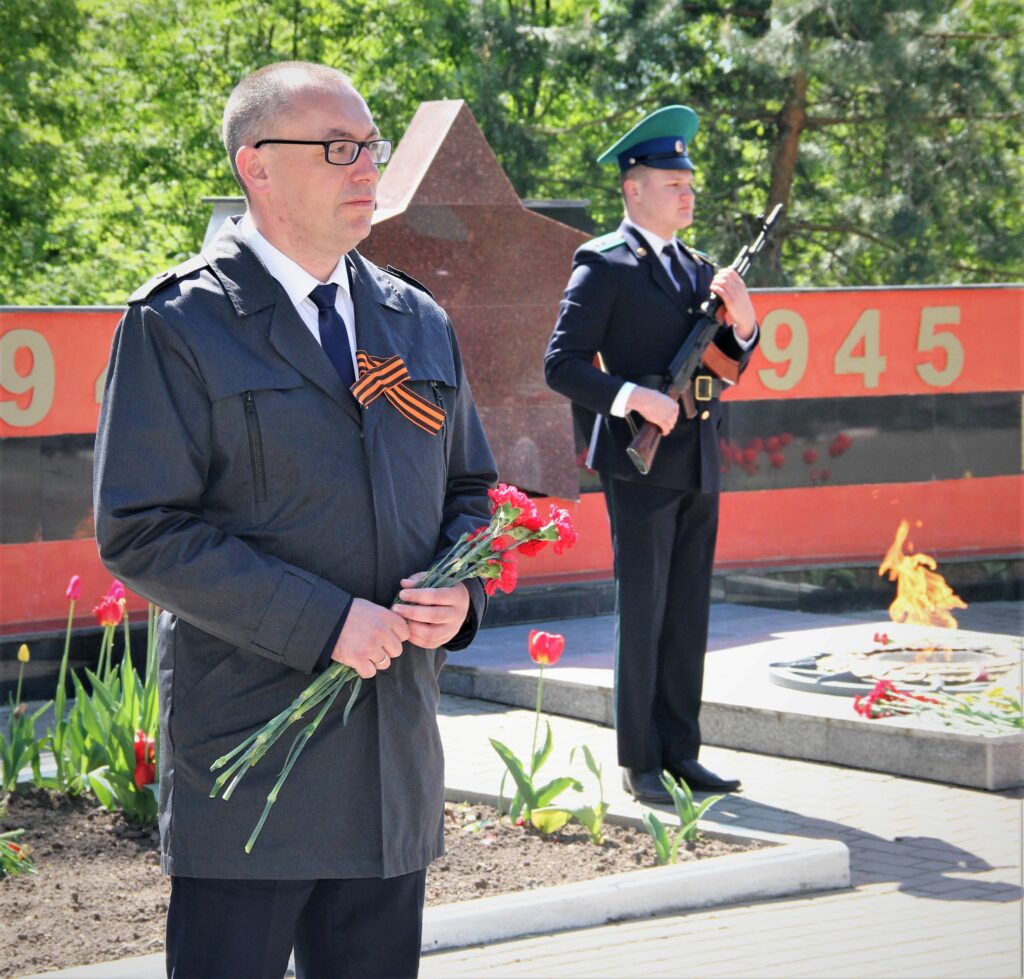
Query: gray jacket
94,221,497,879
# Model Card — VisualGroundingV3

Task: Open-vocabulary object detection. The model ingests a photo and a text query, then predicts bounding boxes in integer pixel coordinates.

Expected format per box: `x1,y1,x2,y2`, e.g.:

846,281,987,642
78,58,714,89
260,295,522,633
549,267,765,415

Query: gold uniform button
700,410,710,420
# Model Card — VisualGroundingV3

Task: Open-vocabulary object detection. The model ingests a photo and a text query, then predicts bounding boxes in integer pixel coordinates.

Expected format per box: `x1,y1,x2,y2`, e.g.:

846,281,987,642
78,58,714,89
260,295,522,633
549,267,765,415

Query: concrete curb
439,663,1024,790
422,836,849,953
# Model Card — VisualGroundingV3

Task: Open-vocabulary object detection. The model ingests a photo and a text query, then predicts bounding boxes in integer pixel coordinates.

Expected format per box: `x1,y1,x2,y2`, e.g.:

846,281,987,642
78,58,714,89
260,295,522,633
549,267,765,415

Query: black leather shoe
666,759,741,793
621,767,673,805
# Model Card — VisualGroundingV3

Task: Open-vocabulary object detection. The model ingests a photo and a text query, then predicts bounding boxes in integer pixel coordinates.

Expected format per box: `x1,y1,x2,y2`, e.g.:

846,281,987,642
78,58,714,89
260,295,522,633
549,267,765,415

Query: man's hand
626,385,679,436
710,267,757,341
331,598,410,679
392,573,470,649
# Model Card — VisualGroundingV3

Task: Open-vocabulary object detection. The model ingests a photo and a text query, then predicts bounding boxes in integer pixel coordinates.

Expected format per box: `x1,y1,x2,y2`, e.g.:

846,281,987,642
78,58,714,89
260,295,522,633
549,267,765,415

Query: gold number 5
0,329,56,427
916,306,964,387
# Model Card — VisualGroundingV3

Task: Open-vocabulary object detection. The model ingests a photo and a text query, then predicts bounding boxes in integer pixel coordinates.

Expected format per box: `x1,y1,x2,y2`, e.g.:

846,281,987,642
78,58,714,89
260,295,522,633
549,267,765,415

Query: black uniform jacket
545,221,757,492
93,220,498,880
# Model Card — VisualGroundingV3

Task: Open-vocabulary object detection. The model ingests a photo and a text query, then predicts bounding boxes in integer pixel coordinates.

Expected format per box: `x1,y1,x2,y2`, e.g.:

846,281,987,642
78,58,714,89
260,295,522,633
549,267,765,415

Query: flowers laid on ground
211,485,578,853
853,679,1023,732
642,772,724,865
0,829,37,879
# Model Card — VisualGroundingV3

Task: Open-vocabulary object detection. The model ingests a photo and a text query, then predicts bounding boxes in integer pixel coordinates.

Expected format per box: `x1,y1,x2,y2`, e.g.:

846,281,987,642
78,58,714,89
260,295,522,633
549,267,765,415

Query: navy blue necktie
309,283,355,390
662,243,695,294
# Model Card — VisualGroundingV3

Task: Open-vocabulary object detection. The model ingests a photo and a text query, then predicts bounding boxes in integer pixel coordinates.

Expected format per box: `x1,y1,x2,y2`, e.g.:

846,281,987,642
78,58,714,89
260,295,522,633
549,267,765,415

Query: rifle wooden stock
626,383,683,475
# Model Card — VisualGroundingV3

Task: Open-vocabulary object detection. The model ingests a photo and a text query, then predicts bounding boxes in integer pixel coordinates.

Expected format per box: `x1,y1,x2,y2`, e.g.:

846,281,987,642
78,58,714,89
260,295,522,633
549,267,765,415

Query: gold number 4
834,309,886,389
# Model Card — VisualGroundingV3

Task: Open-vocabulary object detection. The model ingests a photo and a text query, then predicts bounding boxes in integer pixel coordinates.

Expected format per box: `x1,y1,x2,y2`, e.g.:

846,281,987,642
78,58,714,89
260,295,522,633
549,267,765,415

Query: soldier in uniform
545,106,758,804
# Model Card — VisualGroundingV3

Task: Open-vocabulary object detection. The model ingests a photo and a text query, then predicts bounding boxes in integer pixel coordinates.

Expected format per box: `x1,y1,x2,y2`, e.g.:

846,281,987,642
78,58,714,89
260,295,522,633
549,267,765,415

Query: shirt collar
629,222,678,257
239,211,350,307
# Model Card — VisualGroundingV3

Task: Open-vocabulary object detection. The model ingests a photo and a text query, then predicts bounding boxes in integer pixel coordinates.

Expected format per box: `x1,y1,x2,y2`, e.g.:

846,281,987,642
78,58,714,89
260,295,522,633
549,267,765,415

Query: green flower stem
122,608,132,667
244,678,349,853
529,665,545,776
52,598,76,785
14,663,24,708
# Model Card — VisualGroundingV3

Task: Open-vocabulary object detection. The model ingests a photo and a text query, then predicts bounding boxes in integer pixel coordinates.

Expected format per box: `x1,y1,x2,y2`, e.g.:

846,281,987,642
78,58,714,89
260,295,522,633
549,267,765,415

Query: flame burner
768,641,1018,697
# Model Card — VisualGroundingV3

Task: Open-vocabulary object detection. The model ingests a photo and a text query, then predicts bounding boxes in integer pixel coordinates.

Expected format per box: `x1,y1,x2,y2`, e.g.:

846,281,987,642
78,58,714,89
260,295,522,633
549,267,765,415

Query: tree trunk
763,71,807,280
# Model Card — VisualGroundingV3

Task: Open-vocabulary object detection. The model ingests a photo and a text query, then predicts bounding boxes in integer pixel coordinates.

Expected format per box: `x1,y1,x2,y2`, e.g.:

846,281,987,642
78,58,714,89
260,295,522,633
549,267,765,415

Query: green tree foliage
0,0,1019,304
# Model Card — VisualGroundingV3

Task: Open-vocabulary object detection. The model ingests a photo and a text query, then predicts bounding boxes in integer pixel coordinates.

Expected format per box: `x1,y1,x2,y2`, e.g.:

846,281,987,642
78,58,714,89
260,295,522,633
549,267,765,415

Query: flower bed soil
1,790,761,977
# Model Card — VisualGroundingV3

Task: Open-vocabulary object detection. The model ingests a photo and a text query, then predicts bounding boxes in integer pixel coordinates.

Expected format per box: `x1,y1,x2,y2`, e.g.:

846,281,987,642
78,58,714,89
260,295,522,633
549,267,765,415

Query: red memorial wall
1,101,1020,634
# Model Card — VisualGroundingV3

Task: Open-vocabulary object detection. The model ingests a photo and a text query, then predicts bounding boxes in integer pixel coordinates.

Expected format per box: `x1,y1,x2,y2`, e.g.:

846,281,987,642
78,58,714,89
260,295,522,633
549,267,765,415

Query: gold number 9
757,309,809,392
0,329,56,427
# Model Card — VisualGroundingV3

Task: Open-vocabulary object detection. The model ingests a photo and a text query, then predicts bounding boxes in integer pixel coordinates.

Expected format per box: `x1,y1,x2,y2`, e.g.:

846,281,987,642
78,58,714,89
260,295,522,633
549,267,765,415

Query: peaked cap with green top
596,105,698,171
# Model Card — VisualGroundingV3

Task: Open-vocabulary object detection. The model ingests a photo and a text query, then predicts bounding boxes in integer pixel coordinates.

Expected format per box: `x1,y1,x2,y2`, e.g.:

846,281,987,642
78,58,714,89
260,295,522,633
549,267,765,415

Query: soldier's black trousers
166,868,427,979
601,474,719,771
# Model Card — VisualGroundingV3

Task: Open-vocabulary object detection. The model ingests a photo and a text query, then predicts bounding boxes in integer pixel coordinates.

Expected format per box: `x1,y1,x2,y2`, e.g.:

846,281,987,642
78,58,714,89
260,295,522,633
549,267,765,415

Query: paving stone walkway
428,688,1023,978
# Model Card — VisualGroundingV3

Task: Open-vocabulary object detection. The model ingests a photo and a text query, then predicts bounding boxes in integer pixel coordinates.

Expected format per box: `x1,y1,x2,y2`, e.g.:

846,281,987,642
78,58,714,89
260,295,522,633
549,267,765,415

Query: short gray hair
222,62,356,193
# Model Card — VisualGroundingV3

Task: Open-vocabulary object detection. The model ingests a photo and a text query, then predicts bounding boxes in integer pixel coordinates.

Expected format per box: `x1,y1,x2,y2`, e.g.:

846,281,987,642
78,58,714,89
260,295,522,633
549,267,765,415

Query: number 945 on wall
743,289,1020,401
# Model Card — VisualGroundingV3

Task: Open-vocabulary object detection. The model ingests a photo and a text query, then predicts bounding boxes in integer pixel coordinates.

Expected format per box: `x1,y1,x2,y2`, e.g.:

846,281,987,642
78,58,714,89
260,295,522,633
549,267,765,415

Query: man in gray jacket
94,61,497,978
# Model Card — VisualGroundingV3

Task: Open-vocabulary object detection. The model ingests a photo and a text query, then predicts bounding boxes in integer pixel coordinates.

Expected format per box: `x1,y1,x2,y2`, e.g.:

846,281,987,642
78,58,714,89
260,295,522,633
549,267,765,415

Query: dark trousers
166,869,427,979
601,474,719,771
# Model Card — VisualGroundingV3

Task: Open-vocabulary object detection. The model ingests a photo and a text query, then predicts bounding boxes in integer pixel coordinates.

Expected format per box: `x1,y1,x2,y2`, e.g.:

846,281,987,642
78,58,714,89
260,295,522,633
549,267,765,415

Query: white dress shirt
610,222,757,417
238,212,359,378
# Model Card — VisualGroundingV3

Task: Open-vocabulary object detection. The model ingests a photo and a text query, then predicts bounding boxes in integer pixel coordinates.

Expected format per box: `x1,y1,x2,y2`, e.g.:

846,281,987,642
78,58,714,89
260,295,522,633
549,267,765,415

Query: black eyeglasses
253,138,393,166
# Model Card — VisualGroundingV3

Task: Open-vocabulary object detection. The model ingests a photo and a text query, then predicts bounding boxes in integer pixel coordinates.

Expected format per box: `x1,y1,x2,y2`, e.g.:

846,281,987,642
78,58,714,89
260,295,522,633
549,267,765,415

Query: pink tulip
66,575,82,601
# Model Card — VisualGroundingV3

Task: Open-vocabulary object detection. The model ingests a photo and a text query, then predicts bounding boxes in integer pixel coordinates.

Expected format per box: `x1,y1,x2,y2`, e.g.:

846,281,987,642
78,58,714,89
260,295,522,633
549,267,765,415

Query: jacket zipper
242,391,268,505
431,382,449,483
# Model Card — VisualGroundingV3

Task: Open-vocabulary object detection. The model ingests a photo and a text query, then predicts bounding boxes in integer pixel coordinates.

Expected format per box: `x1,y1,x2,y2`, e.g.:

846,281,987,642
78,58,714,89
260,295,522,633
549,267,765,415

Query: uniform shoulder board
127,254,210,305
385,265,434,299
584,232,627,254
685,245,717,268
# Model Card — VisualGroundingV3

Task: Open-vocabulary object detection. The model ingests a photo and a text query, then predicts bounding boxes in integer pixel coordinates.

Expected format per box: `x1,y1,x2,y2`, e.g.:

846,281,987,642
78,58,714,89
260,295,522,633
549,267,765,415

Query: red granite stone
362,101,588,498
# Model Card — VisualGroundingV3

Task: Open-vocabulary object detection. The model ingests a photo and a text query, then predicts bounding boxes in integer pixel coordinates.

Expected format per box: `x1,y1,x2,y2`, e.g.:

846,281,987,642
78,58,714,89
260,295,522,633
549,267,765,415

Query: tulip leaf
642,812,672,865
571,743,602,782
531,721,553,776
489,738,537,808
530,807,571,834
535,776,582,807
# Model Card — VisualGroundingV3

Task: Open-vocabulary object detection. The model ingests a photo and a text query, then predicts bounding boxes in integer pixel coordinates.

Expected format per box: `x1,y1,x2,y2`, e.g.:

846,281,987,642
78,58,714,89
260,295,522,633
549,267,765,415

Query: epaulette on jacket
127,254,211,305
685,245,717,269
584,232,627,254
385,264,434,299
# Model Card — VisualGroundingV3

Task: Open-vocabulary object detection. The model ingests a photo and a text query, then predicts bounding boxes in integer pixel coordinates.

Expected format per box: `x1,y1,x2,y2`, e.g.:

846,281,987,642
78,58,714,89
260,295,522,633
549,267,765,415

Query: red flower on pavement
66,575,82,601
93,595,124,628
528,630,565,666
873,631,891,645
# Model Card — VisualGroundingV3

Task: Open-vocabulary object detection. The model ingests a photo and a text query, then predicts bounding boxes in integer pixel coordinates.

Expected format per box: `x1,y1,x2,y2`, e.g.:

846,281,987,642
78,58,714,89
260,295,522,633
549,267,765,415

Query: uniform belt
624,373,723,401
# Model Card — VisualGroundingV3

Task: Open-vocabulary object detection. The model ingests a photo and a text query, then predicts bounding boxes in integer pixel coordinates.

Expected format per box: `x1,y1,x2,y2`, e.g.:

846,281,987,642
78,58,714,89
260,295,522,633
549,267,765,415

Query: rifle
626,203,784,476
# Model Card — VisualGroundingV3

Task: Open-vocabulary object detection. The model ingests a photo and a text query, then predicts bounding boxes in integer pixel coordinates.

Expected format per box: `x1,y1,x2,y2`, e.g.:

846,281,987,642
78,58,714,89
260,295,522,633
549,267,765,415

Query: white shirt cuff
610,382,637,418
735,323,759,351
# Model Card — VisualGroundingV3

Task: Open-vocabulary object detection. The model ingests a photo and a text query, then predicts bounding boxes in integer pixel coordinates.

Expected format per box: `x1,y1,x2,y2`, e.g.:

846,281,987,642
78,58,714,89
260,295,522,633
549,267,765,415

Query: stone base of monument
441,616,1023,791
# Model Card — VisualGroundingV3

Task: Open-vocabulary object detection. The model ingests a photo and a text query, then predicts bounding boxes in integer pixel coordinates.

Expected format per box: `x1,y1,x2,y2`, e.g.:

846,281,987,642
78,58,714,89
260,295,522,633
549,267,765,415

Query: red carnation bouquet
211,483,577,852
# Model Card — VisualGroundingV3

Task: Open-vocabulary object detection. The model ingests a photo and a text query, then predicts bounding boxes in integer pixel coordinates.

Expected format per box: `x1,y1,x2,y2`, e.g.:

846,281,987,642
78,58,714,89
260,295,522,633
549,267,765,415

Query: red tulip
107,580,127,601
779,432,793,446
765,436,780,452
803,448,818,464
528,630,565,666
93,595,124,628
66,575,82,601
769,452,785,468
134,729,156,766
742,448,758,464
134,763,156,789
